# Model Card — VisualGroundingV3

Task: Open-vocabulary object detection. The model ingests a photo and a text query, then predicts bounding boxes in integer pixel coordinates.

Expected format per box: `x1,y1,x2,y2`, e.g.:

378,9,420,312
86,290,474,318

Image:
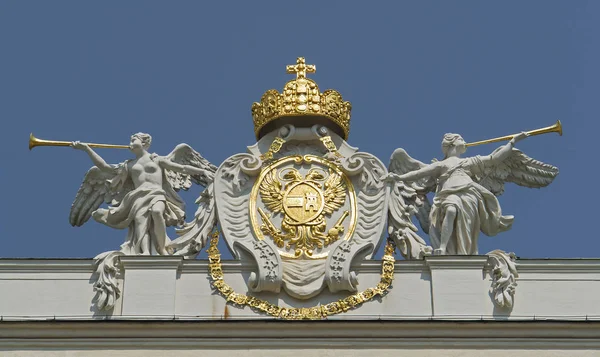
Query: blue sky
0,1,595,258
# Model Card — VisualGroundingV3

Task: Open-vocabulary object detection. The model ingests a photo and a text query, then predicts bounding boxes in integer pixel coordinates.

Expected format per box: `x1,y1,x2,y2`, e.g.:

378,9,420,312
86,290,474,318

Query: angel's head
130,132,152,155
441,133,467,158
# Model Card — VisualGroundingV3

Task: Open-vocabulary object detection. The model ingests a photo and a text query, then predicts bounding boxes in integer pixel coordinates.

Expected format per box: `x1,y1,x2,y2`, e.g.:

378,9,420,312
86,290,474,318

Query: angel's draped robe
429,156,514,255
92,159,186,255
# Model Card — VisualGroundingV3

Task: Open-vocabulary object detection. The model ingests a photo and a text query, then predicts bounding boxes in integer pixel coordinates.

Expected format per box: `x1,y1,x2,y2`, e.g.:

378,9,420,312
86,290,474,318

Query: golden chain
207,231,396,320
260,137,286,161
319,135,343,159
260,134,343,163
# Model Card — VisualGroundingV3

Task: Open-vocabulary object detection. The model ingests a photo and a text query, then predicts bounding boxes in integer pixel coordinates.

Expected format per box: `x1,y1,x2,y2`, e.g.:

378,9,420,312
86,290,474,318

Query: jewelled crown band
252,57,352,140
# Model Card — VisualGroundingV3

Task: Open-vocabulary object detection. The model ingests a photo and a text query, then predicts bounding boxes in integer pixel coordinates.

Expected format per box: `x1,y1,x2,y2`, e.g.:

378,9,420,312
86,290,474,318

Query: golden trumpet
465,120,563,147
28,133,131,151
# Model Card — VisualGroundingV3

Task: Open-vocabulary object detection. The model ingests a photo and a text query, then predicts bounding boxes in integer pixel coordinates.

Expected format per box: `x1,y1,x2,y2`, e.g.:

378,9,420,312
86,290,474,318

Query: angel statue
70,132,217,256
386,132,558,256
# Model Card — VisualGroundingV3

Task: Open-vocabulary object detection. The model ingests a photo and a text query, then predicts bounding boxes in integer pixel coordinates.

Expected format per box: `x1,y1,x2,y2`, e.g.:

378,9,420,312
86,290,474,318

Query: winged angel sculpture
386,132,559,258
70,133,217,309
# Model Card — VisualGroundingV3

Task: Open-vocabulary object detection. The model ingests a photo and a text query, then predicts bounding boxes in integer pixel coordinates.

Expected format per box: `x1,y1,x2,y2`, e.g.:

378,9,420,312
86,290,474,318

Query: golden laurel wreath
207,230,396,320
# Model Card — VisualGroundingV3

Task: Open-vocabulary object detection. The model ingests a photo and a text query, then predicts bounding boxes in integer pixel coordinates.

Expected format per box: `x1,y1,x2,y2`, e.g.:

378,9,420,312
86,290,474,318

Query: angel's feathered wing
388,148,436,233
165,144,218,190
389,148,436,190
476,149,559,196
169,182,217,258
69,164,133,227
386,148,435,259
163,144,218,258
322,170,346,215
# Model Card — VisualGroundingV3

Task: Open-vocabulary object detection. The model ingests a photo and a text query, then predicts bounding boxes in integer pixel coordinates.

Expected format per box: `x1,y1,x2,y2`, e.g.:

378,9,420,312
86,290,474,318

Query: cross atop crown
286,57,316,79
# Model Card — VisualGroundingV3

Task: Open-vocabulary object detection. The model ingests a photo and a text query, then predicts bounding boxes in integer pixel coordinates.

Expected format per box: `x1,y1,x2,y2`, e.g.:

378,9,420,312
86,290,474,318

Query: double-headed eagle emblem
257,162,349,258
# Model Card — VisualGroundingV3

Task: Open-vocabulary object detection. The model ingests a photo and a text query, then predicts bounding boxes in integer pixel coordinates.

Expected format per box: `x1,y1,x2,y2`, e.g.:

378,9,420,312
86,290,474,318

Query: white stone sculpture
386,132,558,256
70,132,217,310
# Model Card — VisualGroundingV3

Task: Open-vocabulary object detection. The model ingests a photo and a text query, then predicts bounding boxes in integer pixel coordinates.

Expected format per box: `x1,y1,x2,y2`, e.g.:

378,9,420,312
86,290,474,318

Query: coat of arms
251,155,356,258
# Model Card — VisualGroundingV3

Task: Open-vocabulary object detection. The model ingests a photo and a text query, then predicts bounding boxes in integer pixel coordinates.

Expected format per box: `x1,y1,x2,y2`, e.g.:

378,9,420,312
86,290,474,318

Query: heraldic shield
214,124,389,299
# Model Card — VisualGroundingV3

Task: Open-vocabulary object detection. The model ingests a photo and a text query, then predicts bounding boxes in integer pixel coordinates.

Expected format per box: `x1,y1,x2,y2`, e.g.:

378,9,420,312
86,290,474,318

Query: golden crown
252,57,352,140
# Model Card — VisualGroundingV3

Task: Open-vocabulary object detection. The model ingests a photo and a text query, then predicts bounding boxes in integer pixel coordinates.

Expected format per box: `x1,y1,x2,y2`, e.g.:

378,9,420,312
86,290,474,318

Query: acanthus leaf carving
92,250,124,311
486,249,519,309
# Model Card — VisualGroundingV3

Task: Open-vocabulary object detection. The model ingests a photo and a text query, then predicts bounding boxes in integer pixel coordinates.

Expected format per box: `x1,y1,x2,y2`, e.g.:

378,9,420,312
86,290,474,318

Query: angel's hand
510,132,530,145
71,141,90,151
382,172,401,183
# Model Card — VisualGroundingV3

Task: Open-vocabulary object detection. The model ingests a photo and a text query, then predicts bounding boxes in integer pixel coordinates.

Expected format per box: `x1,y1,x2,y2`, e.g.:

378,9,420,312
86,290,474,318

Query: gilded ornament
260,136,286,161
252,57,351,140
207,231,397,320
249,155,357,258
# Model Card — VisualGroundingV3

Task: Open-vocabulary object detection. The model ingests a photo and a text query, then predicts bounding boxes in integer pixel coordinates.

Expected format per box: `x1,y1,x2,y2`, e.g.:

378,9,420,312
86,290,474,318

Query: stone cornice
3,258,600,274
425,256,489,269
120,256,183,270
0,258,427,275
0,259,94,272
1,320,600,349
516,259,600,273
2,258,600,275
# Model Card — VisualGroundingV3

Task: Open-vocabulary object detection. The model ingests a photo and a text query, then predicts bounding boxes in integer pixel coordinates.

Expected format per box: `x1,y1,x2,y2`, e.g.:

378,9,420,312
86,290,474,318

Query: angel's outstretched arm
398,162,442,182
480,132,529,166
158,157,211,177
71,142,114,173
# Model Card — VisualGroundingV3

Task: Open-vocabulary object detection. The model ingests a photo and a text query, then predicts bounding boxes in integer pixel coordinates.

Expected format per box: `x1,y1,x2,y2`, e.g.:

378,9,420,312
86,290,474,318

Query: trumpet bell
28,133,35,150
28,133,70,150
555,120,563,136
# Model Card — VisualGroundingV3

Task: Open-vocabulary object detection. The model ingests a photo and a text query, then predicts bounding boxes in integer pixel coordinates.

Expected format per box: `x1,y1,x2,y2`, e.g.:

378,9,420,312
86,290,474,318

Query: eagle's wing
259,169,284,213
322,169,346,215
